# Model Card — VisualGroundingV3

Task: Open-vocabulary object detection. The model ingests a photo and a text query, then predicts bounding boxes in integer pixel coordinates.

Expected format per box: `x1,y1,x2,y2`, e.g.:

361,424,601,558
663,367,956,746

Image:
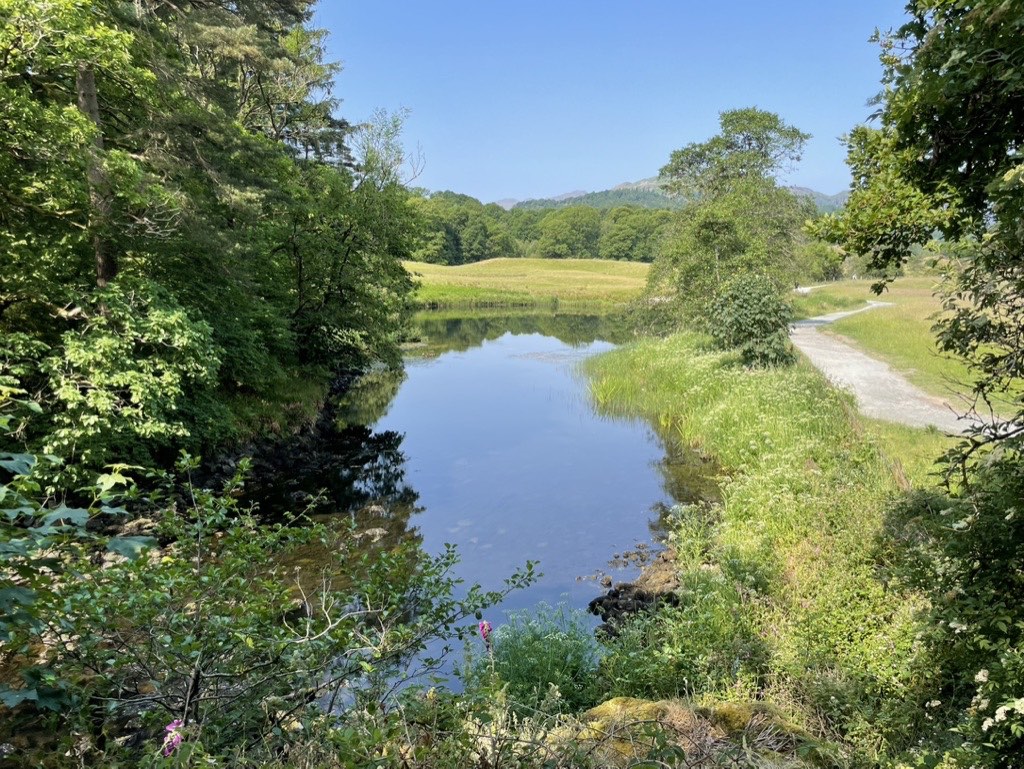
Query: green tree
650,109,813,318
0,0,420,478
811,5,1024,766
812,1,1023,455
534,206,601,259
660,107,809,199
598,206,672,262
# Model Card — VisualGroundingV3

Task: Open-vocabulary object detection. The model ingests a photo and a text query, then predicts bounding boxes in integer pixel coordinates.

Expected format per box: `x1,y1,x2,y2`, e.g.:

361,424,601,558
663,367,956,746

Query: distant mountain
493,198,518,210
512,179,683,211
493,180,848,213
788,187,850,213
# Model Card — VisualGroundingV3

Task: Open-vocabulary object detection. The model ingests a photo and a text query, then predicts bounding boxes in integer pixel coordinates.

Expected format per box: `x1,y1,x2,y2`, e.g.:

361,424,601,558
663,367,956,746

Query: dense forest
0,0,420,479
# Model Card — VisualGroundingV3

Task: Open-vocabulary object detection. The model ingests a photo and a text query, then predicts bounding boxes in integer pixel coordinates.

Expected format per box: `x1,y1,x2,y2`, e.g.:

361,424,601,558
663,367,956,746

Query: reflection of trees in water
410,312,633,356
647,435,721,539
243,369,421,554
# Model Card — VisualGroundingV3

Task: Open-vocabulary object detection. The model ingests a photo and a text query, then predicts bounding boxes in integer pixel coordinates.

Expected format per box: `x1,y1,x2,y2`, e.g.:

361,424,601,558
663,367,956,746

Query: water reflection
405,311,633,358
247,311,718,615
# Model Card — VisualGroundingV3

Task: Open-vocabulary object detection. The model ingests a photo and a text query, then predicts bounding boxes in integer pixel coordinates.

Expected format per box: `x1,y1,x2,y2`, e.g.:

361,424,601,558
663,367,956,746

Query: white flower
926,699,942,708
995,706,1009,722
975,669,989,683
982,717,994,732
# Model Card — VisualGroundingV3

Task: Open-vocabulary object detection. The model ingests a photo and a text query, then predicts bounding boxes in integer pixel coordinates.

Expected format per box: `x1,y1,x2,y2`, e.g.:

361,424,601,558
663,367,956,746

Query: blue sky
315,2,910,203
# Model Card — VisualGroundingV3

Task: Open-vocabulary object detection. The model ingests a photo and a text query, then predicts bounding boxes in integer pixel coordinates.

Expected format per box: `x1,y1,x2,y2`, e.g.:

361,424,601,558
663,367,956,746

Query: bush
1,452,536,764
598,569,764,700
466,603,601,715
880,448,1024,766
708,274,795,367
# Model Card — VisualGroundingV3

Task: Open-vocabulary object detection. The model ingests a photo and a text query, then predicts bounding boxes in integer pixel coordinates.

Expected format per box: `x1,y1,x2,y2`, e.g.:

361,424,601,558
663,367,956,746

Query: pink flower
162,719,184,757
478,620,492,644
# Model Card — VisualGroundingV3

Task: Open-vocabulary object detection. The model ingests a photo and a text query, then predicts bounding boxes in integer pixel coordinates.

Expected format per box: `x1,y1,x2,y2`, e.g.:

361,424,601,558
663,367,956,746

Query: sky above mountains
316,1,910,204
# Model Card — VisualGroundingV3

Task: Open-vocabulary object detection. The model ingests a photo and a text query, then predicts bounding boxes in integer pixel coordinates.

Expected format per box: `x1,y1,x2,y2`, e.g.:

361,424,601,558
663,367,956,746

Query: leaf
0,586,37,612
41,506,90,527
0,687,38,708
106,535,157,559
0,453,35,476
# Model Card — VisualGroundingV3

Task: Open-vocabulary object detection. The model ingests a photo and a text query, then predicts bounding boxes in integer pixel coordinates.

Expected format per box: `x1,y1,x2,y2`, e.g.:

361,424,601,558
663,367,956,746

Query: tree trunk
76,63,117,289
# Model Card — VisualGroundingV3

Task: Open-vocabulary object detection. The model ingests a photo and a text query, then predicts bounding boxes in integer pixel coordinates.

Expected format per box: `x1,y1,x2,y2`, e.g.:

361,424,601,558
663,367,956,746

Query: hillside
501,179,848,213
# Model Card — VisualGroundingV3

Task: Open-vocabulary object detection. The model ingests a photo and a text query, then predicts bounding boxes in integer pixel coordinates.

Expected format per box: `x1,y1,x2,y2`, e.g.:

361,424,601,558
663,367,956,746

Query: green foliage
600,576,762,699
0,391,157,712
880,449,1024,766
708,275,795,367
660,107,809,199
534,206,602,259
40,282,219,477
598,206,672,263
2,452,537,762
650,108,819,322
587,332,952,764
814,0,1024,464
513,184,685,211
0,0,420,477
466,604,601,715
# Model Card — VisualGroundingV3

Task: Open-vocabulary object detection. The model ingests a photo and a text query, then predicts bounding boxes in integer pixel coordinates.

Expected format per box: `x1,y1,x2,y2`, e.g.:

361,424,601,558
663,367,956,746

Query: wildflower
478,619,492,645
975,669,989,683
162,719,184,757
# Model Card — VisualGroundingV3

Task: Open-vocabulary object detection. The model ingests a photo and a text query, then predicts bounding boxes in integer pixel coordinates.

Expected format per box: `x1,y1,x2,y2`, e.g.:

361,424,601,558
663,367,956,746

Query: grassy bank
585,332,953,764
405,258,649,309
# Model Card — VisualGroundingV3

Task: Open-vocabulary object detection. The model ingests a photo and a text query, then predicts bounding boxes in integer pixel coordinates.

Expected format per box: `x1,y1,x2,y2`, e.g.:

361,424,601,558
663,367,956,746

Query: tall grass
585,332,954,763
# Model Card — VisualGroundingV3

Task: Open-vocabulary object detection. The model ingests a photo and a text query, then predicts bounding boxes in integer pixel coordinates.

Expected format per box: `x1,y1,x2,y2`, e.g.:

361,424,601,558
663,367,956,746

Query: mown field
404,258,650,309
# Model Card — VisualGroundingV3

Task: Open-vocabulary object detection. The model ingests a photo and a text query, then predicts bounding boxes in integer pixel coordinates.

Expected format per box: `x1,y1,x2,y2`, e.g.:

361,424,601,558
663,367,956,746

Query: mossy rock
584,696,667,726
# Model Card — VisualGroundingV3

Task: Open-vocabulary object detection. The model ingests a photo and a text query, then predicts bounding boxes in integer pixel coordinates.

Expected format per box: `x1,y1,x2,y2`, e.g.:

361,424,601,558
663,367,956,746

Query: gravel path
790,303,969,432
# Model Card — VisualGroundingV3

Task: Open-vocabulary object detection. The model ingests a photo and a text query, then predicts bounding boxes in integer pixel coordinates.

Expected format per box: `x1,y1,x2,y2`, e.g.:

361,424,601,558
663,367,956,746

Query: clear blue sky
315,1,910,204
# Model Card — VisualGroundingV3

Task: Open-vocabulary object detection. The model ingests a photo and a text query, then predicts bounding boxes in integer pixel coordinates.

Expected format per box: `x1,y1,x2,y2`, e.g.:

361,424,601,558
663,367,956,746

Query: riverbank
584,331,955,764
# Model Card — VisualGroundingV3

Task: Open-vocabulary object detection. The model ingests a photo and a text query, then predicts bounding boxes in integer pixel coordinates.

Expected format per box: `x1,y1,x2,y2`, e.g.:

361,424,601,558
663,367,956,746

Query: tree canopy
0,0,419,478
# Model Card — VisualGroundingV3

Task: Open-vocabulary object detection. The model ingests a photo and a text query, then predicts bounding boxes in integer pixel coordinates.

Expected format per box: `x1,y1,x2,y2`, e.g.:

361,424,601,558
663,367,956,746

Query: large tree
813,5,1024,765
0,0,420,476
650,108,813,314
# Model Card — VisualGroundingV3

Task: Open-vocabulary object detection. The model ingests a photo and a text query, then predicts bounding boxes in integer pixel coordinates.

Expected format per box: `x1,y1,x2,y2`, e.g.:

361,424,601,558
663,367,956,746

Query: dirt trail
790,303,969,432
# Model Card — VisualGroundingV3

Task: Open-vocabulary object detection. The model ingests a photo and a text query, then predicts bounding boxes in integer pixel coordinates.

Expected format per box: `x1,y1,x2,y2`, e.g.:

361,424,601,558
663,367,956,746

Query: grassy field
584,332,954,763
791,277,1007,414
404,258,650,309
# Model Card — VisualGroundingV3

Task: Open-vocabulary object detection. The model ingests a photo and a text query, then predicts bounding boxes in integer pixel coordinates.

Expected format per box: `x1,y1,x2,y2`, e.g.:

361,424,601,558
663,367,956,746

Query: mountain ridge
492,179,849,213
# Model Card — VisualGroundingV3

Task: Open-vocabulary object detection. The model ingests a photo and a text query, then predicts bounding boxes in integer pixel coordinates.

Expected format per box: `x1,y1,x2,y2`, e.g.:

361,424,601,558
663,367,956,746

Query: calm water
253,313,716,616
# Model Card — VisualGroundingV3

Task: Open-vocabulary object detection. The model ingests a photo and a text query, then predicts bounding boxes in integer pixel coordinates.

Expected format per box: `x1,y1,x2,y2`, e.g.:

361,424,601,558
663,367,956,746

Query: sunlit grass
584,332,953,755
404,258,649,309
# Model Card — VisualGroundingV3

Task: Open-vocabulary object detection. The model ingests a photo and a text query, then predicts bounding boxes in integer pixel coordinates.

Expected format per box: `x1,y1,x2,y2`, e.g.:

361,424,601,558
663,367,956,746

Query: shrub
708,274,795,367
466,603,601,715
599,569,765,700
1,452,536,763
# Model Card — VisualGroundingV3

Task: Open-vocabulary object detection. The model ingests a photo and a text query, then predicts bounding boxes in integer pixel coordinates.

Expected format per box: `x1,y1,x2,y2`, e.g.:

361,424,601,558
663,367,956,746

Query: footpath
790,303,967,433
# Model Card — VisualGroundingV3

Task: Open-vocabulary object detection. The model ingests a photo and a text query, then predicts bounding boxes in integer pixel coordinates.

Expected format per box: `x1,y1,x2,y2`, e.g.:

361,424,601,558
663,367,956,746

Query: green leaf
106,535,157,559
0,586,37,612
0,453,35,476
41,506,90,527
0,687,38,708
